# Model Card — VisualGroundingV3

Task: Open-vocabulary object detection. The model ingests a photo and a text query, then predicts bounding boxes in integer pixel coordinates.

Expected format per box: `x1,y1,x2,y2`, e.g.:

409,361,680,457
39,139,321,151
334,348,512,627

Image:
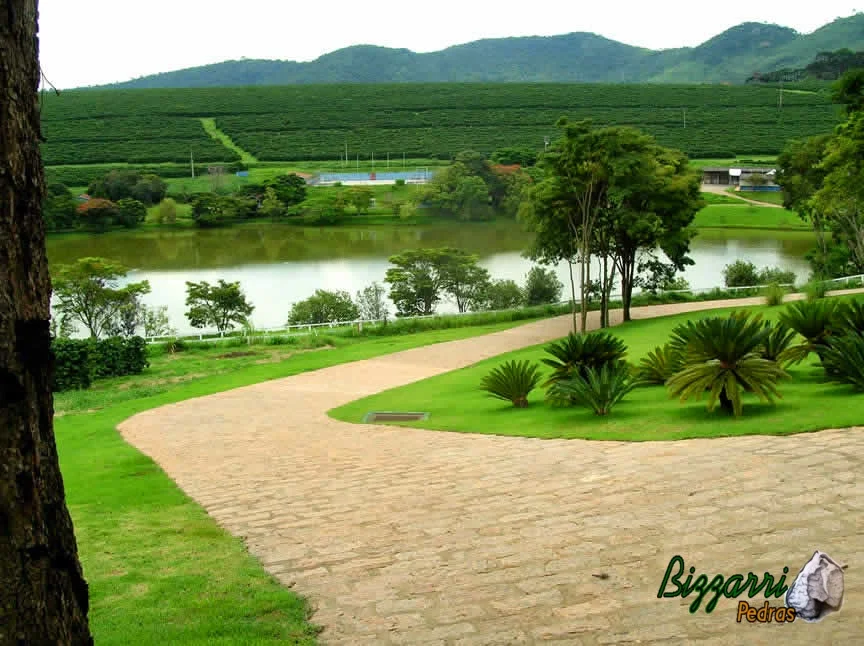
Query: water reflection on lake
46,222,815,335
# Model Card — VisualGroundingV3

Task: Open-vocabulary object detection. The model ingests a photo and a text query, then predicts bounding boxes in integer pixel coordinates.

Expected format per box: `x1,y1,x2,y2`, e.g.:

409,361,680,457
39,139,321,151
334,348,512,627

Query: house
701,167,777,188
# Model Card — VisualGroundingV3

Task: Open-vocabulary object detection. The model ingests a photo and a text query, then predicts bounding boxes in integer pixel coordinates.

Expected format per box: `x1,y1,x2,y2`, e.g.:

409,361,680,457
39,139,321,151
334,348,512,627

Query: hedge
51,336,149,392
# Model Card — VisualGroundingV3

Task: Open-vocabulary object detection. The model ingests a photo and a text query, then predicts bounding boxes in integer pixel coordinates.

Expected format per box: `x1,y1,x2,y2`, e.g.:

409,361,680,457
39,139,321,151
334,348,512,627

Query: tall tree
185,280,255,333
0,1,93,641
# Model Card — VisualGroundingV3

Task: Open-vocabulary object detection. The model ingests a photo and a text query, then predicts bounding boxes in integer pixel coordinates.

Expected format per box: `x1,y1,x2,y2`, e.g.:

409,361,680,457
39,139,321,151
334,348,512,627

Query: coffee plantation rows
40,83,842,164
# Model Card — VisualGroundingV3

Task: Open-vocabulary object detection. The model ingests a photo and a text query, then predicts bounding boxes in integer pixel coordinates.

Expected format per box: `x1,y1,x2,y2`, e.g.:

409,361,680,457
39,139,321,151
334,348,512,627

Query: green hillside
41,83,843,167
95,14,864,88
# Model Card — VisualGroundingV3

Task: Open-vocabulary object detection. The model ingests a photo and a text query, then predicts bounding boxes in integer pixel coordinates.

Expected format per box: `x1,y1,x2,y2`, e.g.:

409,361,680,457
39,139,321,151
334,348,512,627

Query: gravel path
119,294,864,644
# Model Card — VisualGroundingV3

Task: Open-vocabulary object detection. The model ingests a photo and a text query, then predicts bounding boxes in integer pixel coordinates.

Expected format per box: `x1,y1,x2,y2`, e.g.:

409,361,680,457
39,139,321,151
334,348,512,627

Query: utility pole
683,108,686,128
345,141,348,168
403,152,406,168
387,152,390,168
190,150,195,178
356,153,359,169
372,151,374,169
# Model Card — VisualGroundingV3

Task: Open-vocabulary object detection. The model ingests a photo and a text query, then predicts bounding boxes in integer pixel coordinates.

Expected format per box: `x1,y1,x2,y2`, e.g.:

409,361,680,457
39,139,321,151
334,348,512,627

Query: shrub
834,300,864,335
479,360,542,408
637,343,684,385
778,299,840,364
803,280,829,301
757,267,796,285
667,311,788,417
722,260,759,287
288,289,360,325
51,339,93,391
484,279,524,311
542,331,627,404
547,361,637,416
524,266,563,306
821,332,864,390
762,283,786,307
157,198,178,224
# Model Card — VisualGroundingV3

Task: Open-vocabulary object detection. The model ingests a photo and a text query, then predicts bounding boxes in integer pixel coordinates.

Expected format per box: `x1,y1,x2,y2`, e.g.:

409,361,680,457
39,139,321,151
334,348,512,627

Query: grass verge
200,118,259,164
329,296,864,442
691,204,809,230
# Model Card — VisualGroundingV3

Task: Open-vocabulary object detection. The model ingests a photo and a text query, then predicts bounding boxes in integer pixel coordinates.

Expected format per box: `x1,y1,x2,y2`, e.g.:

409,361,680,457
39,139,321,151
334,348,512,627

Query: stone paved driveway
119,296,864,644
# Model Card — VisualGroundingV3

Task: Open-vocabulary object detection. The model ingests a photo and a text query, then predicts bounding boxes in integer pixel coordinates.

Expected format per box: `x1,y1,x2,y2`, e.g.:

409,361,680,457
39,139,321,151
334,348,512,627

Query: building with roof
701,167,778,190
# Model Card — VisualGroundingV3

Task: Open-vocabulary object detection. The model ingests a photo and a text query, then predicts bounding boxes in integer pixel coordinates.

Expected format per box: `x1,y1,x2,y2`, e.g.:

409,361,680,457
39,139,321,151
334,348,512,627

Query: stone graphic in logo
784,551,845,623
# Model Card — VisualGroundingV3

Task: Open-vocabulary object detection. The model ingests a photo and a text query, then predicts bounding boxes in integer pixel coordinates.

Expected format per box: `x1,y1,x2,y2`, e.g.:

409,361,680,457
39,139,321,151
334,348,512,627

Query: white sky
38,0,862,88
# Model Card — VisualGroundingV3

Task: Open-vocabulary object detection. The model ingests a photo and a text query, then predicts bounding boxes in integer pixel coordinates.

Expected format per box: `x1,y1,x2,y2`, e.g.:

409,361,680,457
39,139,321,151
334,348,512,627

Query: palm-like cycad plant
548,361,637,416
666,311,788,417
778,299,840,365
822,331,864,390
637,343,684,385
480,360,542,408
835,300,864,335
759,321,798,367
542,331,627,405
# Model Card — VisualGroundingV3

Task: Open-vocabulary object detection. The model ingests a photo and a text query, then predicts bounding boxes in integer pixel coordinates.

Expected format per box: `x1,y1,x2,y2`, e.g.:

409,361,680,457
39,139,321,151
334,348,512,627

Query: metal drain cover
363,411,429,423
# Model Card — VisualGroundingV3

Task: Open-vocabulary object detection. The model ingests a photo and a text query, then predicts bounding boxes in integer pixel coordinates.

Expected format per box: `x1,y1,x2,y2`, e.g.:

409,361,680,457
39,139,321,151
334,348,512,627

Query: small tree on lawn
484,279,524,310
185,279,254,333
348,187,374,214
76,198,119,232
356,282,389,320
264,173,307,205
142,305,174,338
156,197,178,224
440,249,491,312
116,198,147,228
288,289,359,325
53,257,151,339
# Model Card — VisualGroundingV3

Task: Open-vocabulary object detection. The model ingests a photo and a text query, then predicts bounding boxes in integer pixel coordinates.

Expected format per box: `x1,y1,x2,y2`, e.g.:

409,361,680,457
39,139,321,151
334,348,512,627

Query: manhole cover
363,411,429,423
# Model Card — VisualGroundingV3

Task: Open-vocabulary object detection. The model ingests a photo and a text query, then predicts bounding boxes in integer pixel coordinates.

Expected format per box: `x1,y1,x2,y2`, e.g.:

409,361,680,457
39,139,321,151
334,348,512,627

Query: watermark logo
657,551,845,624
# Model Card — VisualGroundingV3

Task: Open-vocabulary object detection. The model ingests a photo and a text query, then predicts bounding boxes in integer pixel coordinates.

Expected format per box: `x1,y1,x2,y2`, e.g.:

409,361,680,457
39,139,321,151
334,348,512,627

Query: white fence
144,273,864,346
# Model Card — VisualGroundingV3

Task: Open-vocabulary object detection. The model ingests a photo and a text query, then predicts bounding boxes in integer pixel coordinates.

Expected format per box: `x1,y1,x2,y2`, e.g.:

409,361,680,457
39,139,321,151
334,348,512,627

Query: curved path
119,294,864,645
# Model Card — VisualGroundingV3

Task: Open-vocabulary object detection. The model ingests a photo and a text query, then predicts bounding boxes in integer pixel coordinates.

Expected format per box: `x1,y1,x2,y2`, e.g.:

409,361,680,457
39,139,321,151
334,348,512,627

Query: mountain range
100,14,864,89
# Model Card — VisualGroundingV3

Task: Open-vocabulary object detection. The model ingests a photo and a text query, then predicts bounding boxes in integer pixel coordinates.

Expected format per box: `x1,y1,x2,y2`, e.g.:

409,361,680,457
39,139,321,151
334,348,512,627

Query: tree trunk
0,2,93,643
567,259,577,333
619,251,636,322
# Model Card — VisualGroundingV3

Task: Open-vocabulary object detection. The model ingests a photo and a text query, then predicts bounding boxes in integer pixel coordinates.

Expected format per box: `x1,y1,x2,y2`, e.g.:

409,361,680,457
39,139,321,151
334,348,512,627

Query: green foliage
288,289,360,325
778,299,840,363
723,261,796,287
355,282,389,321
156,197,178,224
185,279,255,332
142,305,174,338
803,280,829,300
759,321,797,366
666,311,788,417
835,299,864,334
264,173,307,205
483,279,524,311
547,361,637,415
637,343,684,384
259,187,285,219
88,170,168,205
479,360,542,408
523,266,563,306
51,336,148,392
542,331,628,402
758,267,797,285
76,198,119,232
762,283,786,306
53,257,151,339
821,332,864,390
43,184,79,231
116,198,147,228
491,147,538,166
51,339,93,391
347,186,374,214
190,192,247,227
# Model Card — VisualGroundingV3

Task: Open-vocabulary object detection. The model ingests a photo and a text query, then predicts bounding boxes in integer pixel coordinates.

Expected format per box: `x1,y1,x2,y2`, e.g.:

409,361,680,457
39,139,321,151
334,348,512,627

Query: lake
46,221,816,335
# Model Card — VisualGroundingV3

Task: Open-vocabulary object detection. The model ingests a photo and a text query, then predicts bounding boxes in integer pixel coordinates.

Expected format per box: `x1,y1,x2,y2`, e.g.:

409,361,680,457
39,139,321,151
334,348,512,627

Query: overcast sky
39,0,861,88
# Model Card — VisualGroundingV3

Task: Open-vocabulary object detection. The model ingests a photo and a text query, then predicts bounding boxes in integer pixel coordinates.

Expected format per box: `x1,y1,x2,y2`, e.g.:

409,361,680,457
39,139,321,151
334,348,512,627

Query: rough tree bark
1,1,93,643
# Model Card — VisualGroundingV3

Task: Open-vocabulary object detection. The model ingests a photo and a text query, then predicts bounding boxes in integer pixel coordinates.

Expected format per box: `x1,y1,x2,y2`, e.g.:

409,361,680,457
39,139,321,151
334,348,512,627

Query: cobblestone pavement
119,295,864,644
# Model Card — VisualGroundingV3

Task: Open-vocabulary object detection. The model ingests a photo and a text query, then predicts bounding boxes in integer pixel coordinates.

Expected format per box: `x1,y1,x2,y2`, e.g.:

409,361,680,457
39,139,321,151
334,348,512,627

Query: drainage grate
363,411,429,423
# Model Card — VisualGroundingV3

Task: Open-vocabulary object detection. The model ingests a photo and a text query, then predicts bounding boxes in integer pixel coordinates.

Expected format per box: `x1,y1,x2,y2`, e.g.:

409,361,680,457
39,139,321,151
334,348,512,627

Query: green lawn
692,204,808,230
58,319,549,644
329,298,864,442
699,191,744,205
730,189,786,206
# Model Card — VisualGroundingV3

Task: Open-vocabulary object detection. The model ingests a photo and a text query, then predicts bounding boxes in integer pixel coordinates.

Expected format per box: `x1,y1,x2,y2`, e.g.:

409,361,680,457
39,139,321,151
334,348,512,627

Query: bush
157,198,178,224
667,311,788,417
51,339,93,391
762,283,786,307
803,280,829,301
835,300,864,335
759,321,797,366
484,279,524,311
523,266,563,306
722,260,759,287
479,360,542,408
288,289,359,325
51,335,148,391
542,331,627,404
637,343,684,385
758,267,796,285
547,361,637,416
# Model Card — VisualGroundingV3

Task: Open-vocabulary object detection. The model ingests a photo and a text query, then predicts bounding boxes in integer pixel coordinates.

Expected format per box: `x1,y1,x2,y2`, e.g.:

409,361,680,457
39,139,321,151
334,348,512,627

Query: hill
41,83,843,173
96,14,864,88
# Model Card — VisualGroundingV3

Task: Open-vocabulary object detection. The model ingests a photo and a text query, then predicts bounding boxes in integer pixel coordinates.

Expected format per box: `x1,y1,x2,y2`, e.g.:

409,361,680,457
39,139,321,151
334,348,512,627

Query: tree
523,266,563,306
491,147,538,166
439,250,491,312
384,248,449,316
142,305,174,338
423,165,493,221
43,183,79,231
88,169,166,205
1,2,93,640
356,282,389,320
116,198,147,228
259,187,284,219
156,197,178,224
484,279,524,310
310,191,347,224
76,198,118,232
185,280,254,333
190,193,240,227
832,68,864,115
53,258,151,339
264,173,307,205
288,289,359,325
347,186,373,214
